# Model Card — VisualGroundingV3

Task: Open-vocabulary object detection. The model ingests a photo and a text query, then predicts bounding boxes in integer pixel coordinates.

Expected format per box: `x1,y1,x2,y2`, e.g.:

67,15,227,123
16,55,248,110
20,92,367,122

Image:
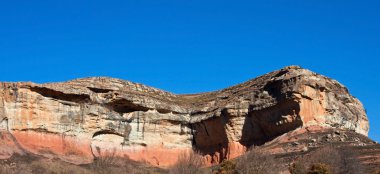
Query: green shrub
215,160,238,174
307,163,331,174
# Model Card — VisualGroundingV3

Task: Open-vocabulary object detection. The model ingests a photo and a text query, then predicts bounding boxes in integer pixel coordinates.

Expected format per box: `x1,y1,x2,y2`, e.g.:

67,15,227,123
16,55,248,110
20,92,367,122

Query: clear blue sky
0,1,379,141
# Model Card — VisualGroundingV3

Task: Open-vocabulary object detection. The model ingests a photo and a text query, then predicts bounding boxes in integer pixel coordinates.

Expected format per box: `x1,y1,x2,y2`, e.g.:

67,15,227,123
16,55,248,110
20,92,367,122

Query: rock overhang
0,65,369,167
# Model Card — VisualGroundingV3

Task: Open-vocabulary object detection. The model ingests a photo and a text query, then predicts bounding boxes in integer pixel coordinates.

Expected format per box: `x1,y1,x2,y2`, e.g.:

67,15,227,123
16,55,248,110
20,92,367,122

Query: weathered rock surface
0,66,369,167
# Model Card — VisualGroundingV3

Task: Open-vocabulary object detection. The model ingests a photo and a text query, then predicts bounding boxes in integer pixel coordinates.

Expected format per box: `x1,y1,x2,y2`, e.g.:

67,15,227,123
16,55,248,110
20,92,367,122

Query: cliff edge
0,66,369,167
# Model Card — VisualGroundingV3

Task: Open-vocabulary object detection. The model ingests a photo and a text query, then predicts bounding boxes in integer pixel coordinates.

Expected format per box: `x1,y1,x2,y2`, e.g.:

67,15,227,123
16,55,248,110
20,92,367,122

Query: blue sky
0,1,379,141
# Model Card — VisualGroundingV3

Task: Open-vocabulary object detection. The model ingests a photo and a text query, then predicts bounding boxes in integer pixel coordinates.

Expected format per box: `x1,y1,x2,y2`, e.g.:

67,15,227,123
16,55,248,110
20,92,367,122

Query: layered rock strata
0,66,369,167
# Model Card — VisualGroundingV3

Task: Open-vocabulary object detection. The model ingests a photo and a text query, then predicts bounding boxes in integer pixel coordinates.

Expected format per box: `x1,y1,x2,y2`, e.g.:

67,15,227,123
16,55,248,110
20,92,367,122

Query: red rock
0,66,369,167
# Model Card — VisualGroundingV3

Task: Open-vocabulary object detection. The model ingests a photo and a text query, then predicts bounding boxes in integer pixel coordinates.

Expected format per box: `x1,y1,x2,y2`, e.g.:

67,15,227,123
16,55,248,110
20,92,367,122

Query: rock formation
0,66,369,167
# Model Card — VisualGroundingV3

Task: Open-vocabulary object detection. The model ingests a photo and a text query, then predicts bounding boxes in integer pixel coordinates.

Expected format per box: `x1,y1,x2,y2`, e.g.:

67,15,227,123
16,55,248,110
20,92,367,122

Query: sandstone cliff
0,66,369,167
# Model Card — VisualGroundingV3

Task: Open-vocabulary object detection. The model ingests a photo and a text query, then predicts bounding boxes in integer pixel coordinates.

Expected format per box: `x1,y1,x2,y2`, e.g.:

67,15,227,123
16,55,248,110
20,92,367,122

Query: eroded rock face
0,66,369,167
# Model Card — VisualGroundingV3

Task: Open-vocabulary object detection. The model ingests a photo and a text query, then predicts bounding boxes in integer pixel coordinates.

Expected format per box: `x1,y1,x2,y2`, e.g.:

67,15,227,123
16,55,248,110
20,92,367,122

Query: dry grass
0,152,165,174
289,145,365,174
212,148,282,174
168,151,209,174
235,148,282,174
0,144,371,174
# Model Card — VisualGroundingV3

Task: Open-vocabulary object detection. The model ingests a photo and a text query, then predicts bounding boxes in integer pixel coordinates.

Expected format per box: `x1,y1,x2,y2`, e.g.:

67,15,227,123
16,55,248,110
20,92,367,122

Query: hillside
0,65,374,173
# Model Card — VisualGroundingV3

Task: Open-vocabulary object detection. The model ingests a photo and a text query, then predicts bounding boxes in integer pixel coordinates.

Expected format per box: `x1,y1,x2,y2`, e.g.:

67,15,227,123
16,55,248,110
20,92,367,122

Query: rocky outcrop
0,66,369,167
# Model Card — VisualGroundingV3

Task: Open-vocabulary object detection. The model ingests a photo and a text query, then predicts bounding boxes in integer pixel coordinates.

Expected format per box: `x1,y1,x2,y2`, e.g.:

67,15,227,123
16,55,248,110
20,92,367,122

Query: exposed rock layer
0,66,369,167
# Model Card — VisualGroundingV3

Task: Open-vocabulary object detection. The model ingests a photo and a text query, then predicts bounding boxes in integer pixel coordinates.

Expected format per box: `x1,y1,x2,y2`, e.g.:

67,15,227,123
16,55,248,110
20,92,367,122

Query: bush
289,162,307,174
89,149,161,174
289,145,365,174
235,149,281,174
0,151,163,174
90,149,119,174
168,151,208,174
214,160,238,174
307,163,332,174
0,163,12,174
